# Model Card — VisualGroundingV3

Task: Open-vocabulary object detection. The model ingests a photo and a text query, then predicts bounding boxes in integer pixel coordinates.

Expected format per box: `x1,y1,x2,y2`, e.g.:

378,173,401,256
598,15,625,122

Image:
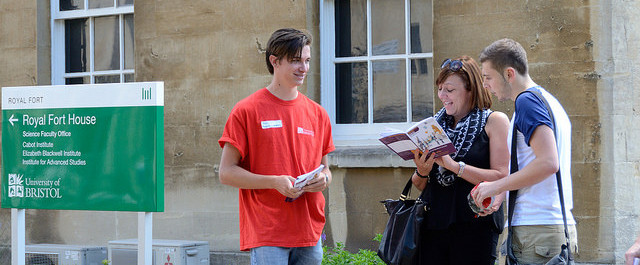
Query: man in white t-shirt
472,38,578,264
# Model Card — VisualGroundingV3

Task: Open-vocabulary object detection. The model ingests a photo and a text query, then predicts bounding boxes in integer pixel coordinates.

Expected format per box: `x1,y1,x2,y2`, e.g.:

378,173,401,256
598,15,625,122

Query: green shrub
322,234,385,265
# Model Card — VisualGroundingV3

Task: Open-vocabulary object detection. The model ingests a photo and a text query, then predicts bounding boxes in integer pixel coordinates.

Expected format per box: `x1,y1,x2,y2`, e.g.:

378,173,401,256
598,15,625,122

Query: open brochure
285,164,325,202
378,117,456,160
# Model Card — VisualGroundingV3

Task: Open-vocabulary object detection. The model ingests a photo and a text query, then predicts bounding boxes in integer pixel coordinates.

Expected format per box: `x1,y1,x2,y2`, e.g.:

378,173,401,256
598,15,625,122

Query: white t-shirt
507,86,576,226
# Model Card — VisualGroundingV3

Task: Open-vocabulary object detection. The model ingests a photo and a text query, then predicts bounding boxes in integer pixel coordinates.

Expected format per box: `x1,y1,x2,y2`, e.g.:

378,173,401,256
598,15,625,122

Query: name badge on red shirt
261,120,282,129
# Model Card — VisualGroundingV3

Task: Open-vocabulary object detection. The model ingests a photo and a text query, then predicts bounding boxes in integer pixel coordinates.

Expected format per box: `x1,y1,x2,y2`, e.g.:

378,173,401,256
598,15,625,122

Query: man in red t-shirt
218,28,334,265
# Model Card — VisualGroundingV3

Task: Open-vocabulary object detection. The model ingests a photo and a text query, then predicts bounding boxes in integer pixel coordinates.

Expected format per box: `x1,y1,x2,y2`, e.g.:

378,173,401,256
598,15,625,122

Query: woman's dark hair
436,56,492,109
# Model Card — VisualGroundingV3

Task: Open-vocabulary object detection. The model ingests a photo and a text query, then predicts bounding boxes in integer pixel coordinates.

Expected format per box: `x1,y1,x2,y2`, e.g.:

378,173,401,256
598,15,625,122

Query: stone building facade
0,0,638,264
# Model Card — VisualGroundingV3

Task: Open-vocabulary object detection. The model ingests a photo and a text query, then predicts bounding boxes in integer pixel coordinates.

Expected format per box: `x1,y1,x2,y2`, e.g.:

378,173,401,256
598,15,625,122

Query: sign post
2,82,164,265
139,212,152,265
11,209,25,265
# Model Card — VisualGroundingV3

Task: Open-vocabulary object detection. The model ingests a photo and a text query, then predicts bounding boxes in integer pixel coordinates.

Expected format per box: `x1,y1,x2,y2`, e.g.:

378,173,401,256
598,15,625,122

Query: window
320,0,433,145
51,0,134,85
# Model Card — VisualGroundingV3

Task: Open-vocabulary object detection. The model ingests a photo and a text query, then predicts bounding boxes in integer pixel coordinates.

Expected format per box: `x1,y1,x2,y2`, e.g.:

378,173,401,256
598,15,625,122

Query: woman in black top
412,56,510,264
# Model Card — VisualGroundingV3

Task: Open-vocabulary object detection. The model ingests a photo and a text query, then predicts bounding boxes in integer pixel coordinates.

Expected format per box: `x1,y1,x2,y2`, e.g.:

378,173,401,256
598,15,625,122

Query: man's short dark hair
265,28,312,75
479,38,528,76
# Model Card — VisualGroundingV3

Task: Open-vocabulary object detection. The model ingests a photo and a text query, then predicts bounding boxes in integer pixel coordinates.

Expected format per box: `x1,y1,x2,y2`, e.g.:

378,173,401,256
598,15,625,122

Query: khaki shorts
508,224,578,265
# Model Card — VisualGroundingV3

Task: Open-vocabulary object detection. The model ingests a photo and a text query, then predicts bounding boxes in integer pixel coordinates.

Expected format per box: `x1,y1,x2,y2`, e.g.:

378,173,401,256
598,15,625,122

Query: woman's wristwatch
457,161,466,177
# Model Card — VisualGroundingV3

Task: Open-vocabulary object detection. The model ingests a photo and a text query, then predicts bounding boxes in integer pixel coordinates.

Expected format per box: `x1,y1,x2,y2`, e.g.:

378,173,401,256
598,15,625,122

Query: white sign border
2,82,164,110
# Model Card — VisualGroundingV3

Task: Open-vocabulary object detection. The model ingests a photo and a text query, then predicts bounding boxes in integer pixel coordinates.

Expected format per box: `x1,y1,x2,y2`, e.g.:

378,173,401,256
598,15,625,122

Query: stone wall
592,1,640,264
329,1,639,264
433,0,602,262
0,1,39,264
132,0,316,251
0,0,38,88
1,0,639,264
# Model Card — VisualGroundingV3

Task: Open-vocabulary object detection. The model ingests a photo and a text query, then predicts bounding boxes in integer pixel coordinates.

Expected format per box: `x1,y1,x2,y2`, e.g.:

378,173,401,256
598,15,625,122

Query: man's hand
302,172,328,193
476,192,505,217
472,181,503,211
273,175,304,199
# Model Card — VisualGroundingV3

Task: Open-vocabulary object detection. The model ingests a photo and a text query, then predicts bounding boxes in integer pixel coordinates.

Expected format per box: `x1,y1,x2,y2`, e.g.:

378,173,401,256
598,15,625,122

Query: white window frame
51,0,134,85
320,0,433,146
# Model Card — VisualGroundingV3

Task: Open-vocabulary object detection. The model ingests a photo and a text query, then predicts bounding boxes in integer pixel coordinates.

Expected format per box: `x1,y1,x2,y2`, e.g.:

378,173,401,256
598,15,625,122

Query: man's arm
219,142,303,198
473,124,559,202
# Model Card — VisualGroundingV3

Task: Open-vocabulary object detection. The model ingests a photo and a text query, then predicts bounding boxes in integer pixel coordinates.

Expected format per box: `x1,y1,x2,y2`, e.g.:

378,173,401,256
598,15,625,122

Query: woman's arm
435,111,510,185
411,150,435,190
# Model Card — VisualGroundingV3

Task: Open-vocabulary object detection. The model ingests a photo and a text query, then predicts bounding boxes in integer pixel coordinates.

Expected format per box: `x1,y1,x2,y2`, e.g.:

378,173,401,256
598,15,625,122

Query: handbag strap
507,124,519,229
506,124,519,258
507,89,573,260
527,90,572,248
399,173,415,201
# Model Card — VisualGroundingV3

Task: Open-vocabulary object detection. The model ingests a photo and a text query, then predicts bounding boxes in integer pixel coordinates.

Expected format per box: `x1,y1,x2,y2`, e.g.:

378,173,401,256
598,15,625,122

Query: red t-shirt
218,88,335,251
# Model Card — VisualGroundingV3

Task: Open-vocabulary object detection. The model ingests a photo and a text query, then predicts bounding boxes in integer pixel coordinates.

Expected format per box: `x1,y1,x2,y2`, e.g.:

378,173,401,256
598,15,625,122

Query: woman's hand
413,149,435,176
434,154,456,172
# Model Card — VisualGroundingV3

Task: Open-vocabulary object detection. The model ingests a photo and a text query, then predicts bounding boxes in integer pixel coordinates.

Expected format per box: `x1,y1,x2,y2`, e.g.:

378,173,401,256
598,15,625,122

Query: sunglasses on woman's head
440,58,463,72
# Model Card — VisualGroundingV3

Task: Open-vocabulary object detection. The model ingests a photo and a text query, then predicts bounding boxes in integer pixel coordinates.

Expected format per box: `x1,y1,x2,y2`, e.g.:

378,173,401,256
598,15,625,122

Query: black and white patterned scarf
432,107,491,186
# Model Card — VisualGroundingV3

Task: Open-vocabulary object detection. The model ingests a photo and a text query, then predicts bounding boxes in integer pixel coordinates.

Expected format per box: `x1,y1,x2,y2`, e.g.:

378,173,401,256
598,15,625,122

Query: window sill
328,145,415,168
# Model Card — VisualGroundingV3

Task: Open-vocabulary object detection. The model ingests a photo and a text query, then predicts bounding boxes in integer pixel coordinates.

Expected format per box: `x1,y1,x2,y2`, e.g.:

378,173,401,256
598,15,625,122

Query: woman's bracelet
415,169,428,178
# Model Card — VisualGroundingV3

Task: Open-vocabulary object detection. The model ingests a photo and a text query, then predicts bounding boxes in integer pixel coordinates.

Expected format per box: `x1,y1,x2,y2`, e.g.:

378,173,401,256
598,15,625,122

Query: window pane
89,0,114,9
124,73,134,82
124,14,134,69
335,0,367,57
371,0,405,55
95,75,120,83
60,0,84,11
336,62,368,124
65,18,89,73
65,77,90,85
411,58,433,121
410,0,433,53
118,0,134,7
373,60,406,123
94,16,120,71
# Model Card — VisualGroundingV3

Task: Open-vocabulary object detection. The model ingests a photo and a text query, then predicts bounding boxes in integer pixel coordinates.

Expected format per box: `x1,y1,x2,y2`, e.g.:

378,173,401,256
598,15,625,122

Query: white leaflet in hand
634,257,639,265
294,164,325,189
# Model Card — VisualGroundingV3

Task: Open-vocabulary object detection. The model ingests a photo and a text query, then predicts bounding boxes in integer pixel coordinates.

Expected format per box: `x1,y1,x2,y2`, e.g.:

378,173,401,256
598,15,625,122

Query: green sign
1,82,164,212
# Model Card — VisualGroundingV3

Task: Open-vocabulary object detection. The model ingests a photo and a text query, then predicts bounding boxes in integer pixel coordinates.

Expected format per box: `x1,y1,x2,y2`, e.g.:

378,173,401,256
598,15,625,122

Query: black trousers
418,221,499,265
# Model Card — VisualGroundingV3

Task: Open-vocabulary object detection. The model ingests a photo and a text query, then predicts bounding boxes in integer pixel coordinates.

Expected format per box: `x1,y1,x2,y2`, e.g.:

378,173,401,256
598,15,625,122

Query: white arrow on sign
9,114,18,126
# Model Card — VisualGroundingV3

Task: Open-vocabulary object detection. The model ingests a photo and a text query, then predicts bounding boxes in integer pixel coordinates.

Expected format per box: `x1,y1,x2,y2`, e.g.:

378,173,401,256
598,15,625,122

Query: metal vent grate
25,253,58,265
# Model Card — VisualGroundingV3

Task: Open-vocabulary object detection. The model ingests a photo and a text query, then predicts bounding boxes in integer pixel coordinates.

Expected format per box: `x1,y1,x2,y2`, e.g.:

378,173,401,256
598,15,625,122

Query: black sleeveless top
422,123,504,232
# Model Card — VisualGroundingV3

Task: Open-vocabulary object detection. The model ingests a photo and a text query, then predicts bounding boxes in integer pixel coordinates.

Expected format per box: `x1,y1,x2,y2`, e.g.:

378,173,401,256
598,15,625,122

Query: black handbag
377,174,428,265
505,90,575,265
